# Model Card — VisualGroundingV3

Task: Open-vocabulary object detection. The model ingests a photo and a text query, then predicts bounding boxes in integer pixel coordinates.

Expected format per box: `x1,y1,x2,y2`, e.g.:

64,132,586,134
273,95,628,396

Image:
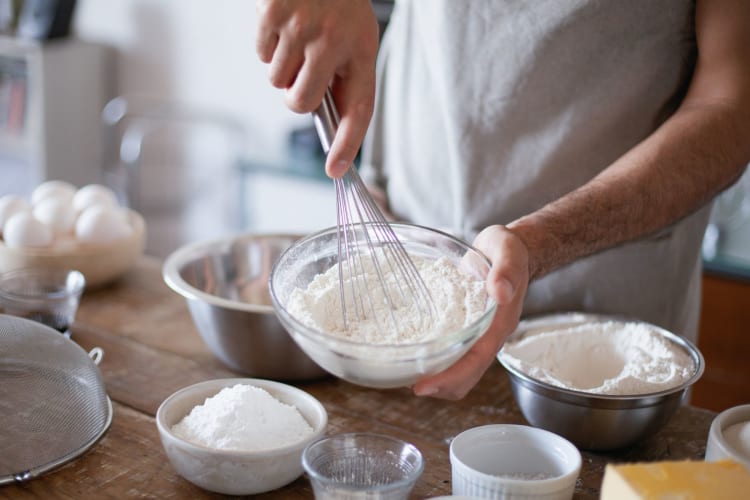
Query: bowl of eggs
0,180,145,288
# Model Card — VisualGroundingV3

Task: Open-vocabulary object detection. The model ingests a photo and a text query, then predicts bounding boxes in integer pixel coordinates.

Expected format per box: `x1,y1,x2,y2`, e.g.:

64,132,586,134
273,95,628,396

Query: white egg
0,195,30,232
31,180,77,205
2,212,53,248
32,197,76,236
73,184,118,213
75,205,132,244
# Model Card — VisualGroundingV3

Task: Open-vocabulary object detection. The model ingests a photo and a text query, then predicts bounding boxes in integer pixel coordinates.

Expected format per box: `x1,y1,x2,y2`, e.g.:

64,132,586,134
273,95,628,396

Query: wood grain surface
1,257,716,499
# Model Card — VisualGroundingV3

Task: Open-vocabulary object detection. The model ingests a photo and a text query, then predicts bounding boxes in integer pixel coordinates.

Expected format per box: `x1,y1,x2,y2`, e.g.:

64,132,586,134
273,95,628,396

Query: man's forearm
508,101,750,280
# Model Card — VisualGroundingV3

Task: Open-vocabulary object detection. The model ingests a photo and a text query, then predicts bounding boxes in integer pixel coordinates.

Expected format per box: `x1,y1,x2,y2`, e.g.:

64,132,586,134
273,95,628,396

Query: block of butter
601,459,750,499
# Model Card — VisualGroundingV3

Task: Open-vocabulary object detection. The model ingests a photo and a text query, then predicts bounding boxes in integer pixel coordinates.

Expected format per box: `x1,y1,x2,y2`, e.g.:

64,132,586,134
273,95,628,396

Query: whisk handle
312,89,340,154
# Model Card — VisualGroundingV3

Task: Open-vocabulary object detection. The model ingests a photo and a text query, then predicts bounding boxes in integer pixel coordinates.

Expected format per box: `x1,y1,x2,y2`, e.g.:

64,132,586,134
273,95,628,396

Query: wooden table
2,257,716,499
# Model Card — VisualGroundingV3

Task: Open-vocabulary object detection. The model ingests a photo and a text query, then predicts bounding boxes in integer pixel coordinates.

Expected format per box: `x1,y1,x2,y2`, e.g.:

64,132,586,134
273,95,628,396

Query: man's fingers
255,0,283,63
267,35,305,90
413,330,501,400
256,31,279,64
475,227,528,306
411,225,531,400
324,75,375,178
286,49,338,113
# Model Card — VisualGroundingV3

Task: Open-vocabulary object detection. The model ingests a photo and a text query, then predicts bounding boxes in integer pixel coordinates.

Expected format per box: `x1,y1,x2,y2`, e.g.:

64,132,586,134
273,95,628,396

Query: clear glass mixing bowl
269,223,497,388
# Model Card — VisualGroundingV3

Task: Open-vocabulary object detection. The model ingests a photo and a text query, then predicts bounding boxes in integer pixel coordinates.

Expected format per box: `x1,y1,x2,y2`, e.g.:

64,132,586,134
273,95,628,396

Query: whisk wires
313,89,436,336
334,167,436,335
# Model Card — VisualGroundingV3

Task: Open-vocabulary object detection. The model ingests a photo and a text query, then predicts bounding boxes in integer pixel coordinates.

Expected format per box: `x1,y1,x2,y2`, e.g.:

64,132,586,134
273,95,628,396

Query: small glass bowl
302,433,424,500
269,223,497,388
0,268,85,337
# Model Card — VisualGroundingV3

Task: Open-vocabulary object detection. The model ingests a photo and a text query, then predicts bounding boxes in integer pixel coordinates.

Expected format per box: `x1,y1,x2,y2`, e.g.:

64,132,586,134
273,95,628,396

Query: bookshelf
0,36,109,196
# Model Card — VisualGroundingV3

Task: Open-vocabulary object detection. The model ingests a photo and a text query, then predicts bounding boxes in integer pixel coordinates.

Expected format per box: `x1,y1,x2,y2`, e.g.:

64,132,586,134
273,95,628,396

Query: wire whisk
312,90,436,335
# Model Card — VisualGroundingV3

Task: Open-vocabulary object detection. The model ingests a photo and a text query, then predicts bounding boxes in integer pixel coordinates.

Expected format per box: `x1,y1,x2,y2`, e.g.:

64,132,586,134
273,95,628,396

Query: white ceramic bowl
269,223,497,388
705,404,750,471
0,209,144,288
449,424,581,500
155,378,328,495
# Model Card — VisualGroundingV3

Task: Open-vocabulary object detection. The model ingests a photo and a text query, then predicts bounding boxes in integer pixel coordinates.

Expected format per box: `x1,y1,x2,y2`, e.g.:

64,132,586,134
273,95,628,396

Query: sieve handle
88,347,104,365
312,88,340,155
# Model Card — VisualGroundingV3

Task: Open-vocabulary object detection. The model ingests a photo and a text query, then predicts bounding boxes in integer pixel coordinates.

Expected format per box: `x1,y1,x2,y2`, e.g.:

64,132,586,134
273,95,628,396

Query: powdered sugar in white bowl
156,378,327,495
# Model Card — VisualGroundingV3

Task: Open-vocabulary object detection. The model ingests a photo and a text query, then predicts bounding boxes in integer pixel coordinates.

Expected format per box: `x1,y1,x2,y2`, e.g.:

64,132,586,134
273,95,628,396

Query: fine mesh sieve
0,314,113,484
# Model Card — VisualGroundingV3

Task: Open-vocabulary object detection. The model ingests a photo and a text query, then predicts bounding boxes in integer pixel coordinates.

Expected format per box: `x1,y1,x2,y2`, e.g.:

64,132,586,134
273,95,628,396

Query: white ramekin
449,424,581,500
705,404,750,471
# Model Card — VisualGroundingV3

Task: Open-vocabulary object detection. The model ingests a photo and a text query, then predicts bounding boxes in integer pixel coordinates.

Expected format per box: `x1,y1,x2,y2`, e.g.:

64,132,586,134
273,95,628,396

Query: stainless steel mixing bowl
163,234,328,380
497,313,705,451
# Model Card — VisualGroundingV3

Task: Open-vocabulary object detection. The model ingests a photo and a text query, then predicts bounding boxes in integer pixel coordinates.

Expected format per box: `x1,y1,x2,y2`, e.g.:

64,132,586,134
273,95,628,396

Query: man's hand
255,0,380,178
413,226,530,400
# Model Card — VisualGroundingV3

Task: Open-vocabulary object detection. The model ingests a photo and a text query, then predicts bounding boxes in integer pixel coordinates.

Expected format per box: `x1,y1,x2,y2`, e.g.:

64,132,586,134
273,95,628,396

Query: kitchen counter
0,256,716,499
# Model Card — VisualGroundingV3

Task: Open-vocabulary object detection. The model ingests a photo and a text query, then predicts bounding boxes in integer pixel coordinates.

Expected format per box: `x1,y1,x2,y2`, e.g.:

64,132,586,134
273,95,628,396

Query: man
255,0,750,399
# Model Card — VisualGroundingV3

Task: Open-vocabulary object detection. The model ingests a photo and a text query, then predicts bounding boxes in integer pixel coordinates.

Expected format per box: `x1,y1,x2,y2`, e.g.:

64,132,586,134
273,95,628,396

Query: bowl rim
497,312,705,403
155,377,328,457
301,431,425,491
706,404,750,467
0,209,144,257
0,268,86,300
268,222,498,351
162,232,304,314
449,423,582,490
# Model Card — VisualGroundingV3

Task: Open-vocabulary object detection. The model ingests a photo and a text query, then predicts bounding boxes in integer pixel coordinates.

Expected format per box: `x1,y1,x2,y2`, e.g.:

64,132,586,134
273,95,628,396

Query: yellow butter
600,460,750,499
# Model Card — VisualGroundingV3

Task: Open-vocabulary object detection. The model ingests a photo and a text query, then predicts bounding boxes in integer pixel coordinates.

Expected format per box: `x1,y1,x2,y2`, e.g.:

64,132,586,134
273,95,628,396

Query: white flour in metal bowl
286,255,487,344
171,384,313,451
499,321,695,395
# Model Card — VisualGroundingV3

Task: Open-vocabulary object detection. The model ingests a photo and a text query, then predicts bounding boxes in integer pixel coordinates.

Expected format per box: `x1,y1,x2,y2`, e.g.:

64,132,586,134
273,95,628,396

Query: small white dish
705,404,750,471
449,424,581,500
156,378,327,495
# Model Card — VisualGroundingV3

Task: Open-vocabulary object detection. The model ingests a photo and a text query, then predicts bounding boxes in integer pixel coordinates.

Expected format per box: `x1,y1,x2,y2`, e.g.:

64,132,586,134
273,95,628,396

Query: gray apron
361,0,708,341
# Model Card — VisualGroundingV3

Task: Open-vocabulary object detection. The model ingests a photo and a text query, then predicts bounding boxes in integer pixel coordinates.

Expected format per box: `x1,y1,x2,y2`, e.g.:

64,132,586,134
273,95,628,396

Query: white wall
72,0,333,256
74,0,308,160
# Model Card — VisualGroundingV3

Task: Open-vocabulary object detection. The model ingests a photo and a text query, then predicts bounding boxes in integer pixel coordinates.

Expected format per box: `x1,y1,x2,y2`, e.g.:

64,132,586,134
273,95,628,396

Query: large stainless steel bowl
497,313,705,451
163,234,328,381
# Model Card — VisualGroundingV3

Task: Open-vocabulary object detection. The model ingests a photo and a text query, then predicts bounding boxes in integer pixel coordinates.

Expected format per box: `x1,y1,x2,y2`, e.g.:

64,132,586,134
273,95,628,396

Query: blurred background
0,0,395,257
0,0,747,411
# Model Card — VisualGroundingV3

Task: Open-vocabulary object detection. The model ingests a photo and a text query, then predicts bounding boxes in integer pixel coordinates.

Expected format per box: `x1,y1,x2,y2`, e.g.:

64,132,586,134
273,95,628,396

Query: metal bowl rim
497,312,706,404
162,232,303,314
268,222,498,351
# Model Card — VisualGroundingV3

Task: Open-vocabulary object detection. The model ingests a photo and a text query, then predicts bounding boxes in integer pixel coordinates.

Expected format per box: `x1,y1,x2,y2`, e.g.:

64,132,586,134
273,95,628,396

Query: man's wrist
505,217,552,281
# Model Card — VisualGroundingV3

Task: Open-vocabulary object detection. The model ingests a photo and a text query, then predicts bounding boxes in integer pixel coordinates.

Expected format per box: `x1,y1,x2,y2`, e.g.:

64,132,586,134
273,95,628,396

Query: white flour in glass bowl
286,254,487,344
499,320,695,395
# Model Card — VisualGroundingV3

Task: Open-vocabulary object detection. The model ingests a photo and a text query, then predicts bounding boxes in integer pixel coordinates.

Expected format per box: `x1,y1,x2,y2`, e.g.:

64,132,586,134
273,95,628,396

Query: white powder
171,384,313,451
286,254,487,344
724,421,750,461
499,321,695,395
